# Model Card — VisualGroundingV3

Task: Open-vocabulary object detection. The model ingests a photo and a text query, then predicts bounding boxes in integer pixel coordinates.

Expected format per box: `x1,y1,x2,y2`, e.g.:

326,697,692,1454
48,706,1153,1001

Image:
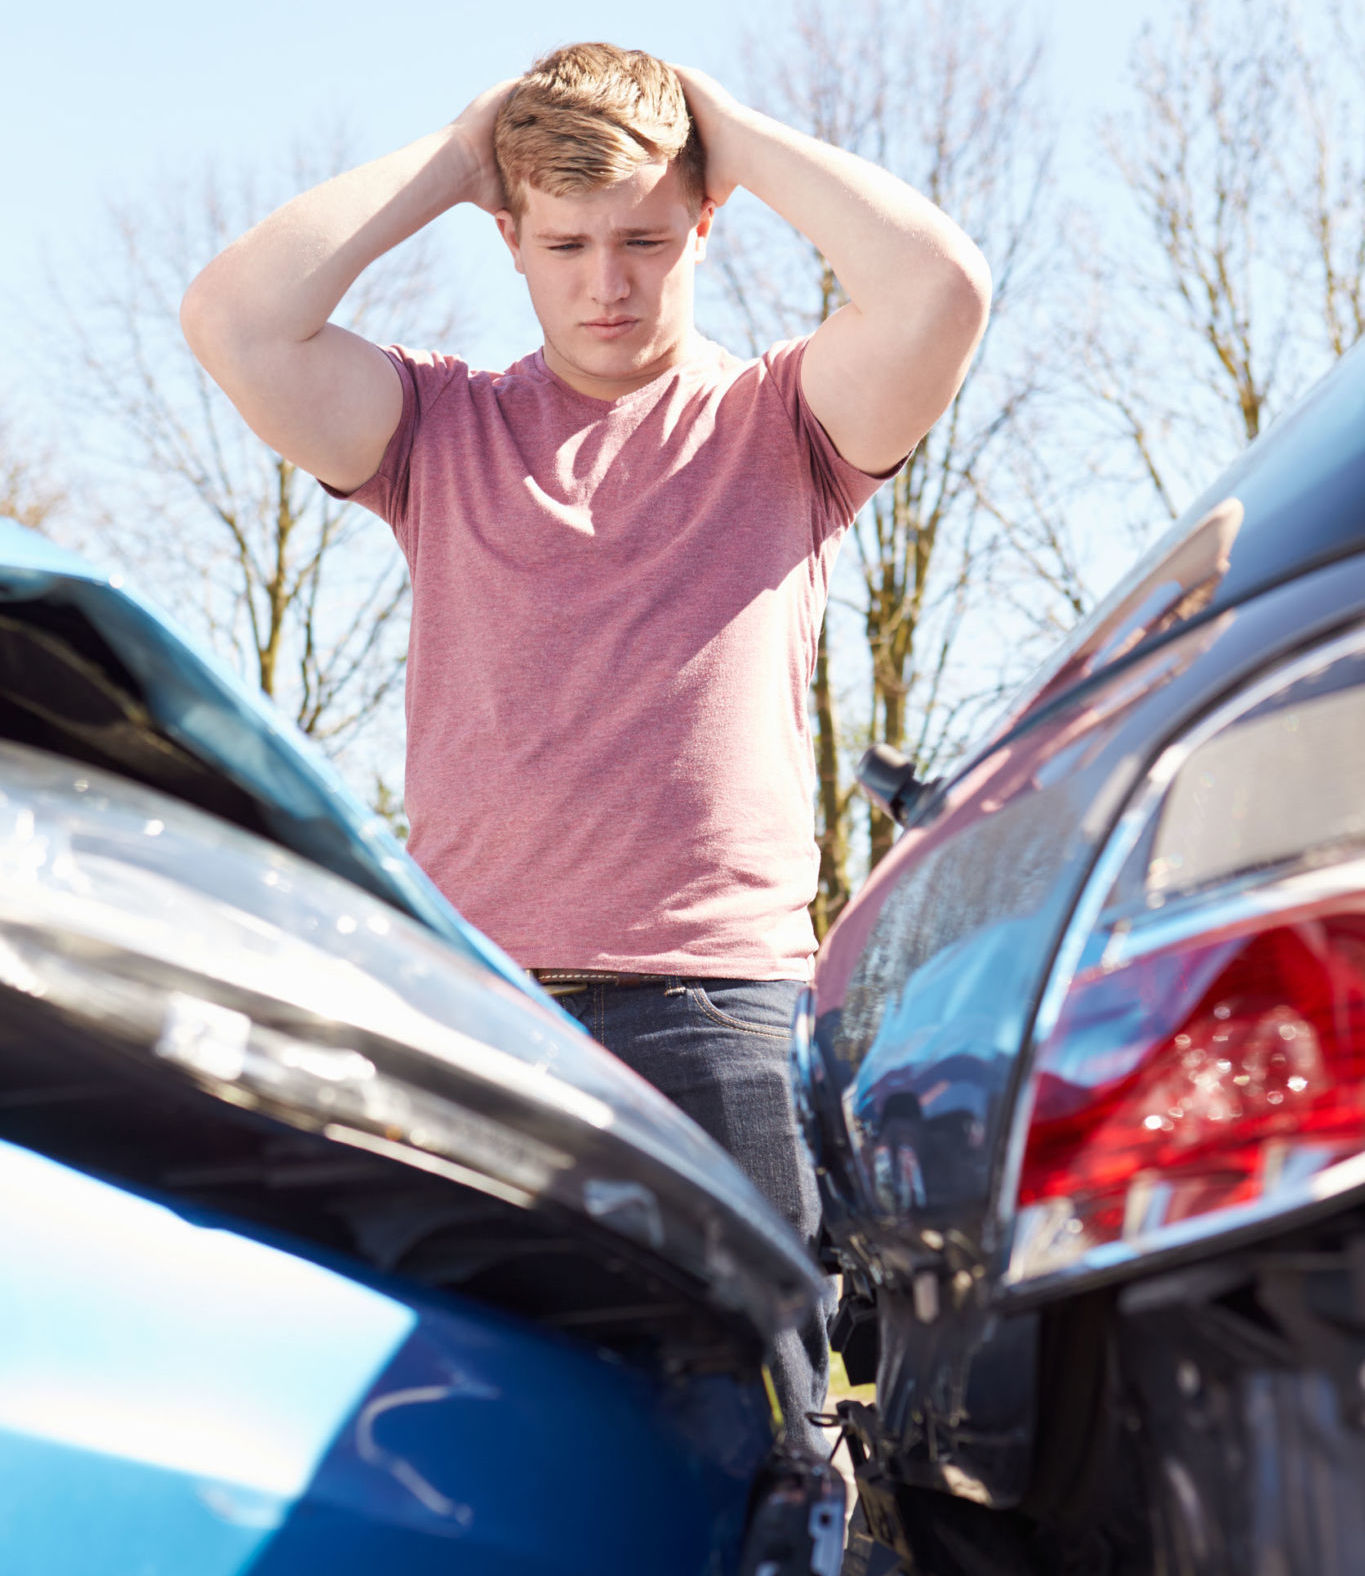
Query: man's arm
674,68,991,475
179,84,513,494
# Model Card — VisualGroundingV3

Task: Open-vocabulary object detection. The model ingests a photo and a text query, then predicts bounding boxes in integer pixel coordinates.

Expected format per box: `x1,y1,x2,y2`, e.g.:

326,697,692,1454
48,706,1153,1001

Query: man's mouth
582,317,638,337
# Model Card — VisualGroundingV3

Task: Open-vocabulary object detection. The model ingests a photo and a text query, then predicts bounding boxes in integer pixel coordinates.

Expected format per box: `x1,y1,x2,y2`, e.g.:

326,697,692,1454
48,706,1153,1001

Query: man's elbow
179,266,226,366
179,256,261,374
875,237,991,357
940,241,992,345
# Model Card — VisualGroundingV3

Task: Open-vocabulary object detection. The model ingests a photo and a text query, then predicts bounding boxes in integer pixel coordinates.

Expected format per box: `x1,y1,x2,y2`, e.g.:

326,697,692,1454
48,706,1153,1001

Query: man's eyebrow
532,226,671,241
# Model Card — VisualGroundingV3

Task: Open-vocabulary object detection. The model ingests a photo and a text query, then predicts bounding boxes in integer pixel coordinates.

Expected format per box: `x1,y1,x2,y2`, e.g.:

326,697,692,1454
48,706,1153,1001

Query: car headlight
0,743,615,1196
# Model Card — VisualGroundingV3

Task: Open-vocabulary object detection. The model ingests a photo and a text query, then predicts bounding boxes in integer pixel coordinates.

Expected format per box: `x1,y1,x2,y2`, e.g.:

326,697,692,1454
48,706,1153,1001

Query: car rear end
796,340,1365,1573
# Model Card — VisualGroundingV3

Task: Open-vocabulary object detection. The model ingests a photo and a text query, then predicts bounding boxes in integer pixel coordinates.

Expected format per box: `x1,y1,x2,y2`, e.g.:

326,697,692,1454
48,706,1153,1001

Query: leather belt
531,969,673,997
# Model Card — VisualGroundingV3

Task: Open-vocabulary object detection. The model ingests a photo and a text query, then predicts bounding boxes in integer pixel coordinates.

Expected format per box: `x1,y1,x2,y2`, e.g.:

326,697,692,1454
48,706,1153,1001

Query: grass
827,1349,876,1403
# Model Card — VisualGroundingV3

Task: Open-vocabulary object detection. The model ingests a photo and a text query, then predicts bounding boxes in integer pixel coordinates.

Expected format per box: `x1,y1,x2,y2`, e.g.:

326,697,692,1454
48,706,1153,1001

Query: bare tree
1294,1,1365,358
0,411,67,534
1074,0,1365,530
709,0,1059,924
45,134,466,795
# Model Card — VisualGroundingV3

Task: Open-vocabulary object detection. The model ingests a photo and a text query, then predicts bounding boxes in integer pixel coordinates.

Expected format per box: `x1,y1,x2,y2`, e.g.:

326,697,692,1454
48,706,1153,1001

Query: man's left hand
671,65,750,207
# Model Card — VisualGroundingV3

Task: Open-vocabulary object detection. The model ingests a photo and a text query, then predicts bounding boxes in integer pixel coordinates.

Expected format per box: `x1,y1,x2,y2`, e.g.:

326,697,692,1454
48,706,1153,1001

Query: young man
181,43,990,1453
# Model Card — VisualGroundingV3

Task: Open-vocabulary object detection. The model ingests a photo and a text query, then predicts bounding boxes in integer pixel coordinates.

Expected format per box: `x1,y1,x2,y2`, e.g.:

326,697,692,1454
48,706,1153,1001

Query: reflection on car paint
0,1140,775,1574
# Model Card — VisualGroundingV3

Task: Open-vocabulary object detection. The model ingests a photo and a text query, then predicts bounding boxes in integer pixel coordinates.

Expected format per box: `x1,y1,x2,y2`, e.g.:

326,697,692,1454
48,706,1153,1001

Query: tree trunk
812,621,850,938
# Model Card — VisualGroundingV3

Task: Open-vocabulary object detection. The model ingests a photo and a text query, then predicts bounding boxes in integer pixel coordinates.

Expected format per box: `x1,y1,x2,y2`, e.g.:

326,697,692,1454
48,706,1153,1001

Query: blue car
0,520,840,1575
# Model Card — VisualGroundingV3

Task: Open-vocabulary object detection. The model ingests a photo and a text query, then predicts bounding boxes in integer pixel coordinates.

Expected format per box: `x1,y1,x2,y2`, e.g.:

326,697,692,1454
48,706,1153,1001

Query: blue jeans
556,976,831,1456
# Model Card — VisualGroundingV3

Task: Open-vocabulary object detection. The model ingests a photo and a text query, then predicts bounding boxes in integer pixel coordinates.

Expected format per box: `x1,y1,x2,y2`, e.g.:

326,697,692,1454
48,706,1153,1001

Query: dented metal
0,738,820,1342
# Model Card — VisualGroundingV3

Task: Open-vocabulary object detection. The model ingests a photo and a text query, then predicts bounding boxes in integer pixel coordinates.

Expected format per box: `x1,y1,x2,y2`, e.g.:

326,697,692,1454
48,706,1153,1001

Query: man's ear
494,208,525,275
692,198,717,263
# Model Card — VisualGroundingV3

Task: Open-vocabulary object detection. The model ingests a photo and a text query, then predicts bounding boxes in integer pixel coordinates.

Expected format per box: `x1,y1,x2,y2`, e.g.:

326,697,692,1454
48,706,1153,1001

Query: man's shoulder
699,334,812,394
385,343,518,389
691,333,803,373
383,343,560,424
756,335,811,379
689,334,811,401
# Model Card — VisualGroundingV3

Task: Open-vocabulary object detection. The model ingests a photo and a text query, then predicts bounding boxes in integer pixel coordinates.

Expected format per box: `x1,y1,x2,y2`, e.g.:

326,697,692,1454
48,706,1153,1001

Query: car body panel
0,519,823,1346
804,341,1365,1511
818,520,1365,1284
0,1139,770,1576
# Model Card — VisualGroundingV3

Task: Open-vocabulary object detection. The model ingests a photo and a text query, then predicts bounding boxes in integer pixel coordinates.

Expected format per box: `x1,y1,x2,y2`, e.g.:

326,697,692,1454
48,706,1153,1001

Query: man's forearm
180,83,513,491
680,71,989,334
742,119,984,318
182,127,478,353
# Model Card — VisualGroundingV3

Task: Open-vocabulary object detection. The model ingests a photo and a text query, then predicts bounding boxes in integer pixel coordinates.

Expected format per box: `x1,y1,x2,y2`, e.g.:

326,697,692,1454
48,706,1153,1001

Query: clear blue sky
3,0,1161,390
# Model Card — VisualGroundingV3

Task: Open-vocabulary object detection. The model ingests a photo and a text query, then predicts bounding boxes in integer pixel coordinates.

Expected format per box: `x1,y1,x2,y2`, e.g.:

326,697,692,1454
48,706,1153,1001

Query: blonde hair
494,43,706,222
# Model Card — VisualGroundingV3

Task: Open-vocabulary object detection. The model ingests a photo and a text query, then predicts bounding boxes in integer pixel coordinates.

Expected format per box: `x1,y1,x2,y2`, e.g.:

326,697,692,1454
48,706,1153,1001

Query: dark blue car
798,338,1365,1574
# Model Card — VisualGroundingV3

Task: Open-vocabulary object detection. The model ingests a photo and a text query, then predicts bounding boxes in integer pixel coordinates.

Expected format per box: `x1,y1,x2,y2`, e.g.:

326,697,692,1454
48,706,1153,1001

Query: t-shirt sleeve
317,345,470,558
761,336,904,539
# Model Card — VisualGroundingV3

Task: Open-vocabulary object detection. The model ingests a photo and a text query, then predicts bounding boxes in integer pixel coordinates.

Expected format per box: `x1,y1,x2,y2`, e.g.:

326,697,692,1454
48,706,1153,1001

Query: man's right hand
180,89,517,495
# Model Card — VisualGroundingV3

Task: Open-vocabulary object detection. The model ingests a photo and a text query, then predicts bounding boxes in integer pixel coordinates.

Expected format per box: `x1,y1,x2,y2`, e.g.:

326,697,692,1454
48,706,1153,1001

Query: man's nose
589,251,629,304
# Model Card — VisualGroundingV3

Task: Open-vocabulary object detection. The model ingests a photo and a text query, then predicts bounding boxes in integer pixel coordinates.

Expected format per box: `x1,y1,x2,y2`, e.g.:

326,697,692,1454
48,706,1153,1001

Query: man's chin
556,334,681,394
575,334,655,372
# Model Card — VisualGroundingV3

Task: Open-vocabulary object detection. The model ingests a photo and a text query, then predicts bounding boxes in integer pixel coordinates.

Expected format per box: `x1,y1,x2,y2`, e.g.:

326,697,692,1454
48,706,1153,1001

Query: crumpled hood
0,520,822,1343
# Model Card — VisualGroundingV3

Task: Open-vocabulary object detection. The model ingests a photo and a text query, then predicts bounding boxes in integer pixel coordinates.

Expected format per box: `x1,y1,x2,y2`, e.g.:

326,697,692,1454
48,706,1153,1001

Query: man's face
496,162,714,401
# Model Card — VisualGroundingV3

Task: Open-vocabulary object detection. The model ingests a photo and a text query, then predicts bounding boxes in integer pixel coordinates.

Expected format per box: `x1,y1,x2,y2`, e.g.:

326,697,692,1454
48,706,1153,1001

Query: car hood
0,520,822,1345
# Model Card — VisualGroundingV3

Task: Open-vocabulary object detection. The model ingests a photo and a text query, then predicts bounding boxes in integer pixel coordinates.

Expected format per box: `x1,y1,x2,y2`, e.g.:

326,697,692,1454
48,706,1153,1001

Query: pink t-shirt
333,336,887,979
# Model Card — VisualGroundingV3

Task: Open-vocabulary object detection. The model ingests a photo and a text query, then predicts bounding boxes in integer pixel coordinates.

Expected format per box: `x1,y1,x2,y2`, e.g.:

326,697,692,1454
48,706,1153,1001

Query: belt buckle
533,969,606,997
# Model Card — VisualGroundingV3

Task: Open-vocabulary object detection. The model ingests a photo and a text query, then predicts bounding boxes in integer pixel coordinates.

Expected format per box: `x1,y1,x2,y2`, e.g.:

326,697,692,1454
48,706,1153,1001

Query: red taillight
1016,900,1365,1258
1004,630,1365,1285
